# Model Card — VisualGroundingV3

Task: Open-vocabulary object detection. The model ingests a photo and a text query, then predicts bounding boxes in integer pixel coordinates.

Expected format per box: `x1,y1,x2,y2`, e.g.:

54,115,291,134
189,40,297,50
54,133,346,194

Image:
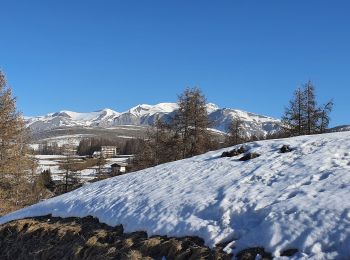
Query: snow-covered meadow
1,132,350,259
36,155,130,181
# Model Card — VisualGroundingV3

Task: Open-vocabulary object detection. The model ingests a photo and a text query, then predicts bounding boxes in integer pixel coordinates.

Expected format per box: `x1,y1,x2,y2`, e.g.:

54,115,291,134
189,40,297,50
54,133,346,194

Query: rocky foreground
0,215,238,260
0,215,296,259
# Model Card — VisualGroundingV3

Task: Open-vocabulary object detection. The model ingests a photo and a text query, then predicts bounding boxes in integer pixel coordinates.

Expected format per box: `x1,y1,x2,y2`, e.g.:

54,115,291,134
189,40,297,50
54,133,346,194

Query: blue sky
0,0,349,126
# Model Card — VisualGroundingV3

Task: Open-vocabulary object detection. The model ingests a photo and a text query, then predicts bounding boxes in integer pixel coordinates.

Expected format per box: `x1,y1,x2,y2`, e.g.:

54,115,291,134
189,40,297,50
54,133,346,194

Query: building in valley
101,146,118,158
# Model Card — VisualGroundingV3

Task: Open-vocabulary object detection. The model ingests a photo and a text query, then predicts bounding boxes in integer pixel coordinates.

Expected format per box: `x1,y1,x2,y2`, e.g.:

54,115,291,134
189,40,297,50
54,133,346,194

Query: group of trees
282,81,333,136
36,141,62,155
37,136,141,157
133,88,219,170
77,137,140,156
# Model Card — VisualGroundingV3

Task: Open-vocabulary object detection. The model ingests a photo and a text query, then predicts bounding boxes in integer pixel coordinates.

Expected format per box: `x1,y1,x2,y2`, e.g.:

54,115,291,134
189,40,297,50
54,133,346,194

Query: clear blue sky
0,0,349,126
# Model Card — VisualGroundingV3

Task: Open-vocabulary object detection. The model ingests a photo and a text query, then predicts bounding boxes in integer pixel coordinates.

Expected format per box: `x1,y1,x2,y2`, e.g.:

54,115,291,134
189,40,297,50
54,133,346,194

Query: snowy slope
26,102,280,138
1,132,350,259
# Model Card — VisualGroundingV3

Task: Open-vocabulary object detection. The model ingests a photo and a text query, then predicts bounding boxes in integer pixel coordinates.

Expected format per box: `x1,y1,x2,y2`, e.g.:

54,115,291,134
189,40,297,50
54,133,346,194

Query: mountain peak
128,103,178,116
206,103,220,113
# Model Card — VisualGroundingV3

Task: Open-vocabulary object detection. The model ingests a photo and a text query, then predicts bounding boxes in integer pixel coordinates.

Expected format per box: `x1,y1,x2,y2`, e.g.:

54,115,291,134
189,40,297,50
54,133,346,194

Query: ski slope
1,132,350,259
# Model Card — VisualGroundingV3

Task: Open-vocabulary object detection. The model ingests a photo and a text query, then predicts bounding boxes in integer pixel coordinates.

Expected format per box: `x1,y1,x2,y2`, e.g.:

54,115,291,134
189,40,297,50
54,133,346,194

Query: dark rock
239,152,260,161
221,151,232,157
281,248,298,256
280,145,292,153
221,146,246,158
236,247,273,260
237,146,246,154
181,236,205,247
155,238,183,259
223,150,233,157
176,248,192,260
128,230,148,241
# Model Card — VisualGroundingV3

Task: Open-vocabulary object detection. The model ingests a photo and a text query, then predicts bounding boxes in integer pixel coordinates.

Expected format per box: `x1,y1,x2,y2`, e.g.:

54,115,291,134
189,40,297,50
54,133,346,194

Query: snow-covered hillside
25,102,281,138
330,125,350,133
1,132,350,259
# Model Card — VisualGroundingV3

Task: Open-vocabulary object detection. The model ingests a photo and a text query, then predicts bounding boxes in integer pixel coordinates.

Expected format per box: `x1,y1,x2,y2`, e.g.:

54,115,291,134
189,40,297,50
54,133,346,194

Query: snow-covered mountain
26,108,121,132
2,131,350,259
209,108,280,137
26,103,281,138
111,103,178,126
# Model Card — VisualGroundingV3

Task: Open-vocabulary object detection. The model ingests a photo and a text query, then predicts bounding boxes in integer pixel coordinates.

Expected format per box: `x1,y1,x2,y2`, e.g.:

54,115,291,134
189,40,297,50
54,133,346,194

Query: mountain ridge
25,102,281,138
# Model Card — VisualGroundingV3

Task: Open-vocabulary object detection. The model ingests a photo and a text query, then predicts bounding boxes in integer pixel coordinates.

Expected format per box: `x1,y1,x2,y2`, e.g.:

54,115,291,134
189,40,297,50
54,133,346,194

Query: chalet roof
111,162,128,167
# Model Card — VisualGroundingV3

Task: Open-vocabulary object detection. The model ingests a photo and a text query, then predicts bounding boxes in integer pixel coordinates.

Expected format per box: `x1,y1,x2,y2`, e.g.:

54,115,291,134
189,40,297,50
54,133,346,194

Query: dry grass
58,158,106,172
123,250,143,260
0,215,232,260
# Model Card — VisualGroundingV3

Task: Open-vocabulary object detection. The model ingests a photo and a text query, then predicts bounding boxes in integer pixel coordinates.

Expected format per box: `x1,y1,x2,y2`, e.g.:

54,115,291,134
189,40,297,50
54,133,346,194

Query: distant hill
329,125,350,133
